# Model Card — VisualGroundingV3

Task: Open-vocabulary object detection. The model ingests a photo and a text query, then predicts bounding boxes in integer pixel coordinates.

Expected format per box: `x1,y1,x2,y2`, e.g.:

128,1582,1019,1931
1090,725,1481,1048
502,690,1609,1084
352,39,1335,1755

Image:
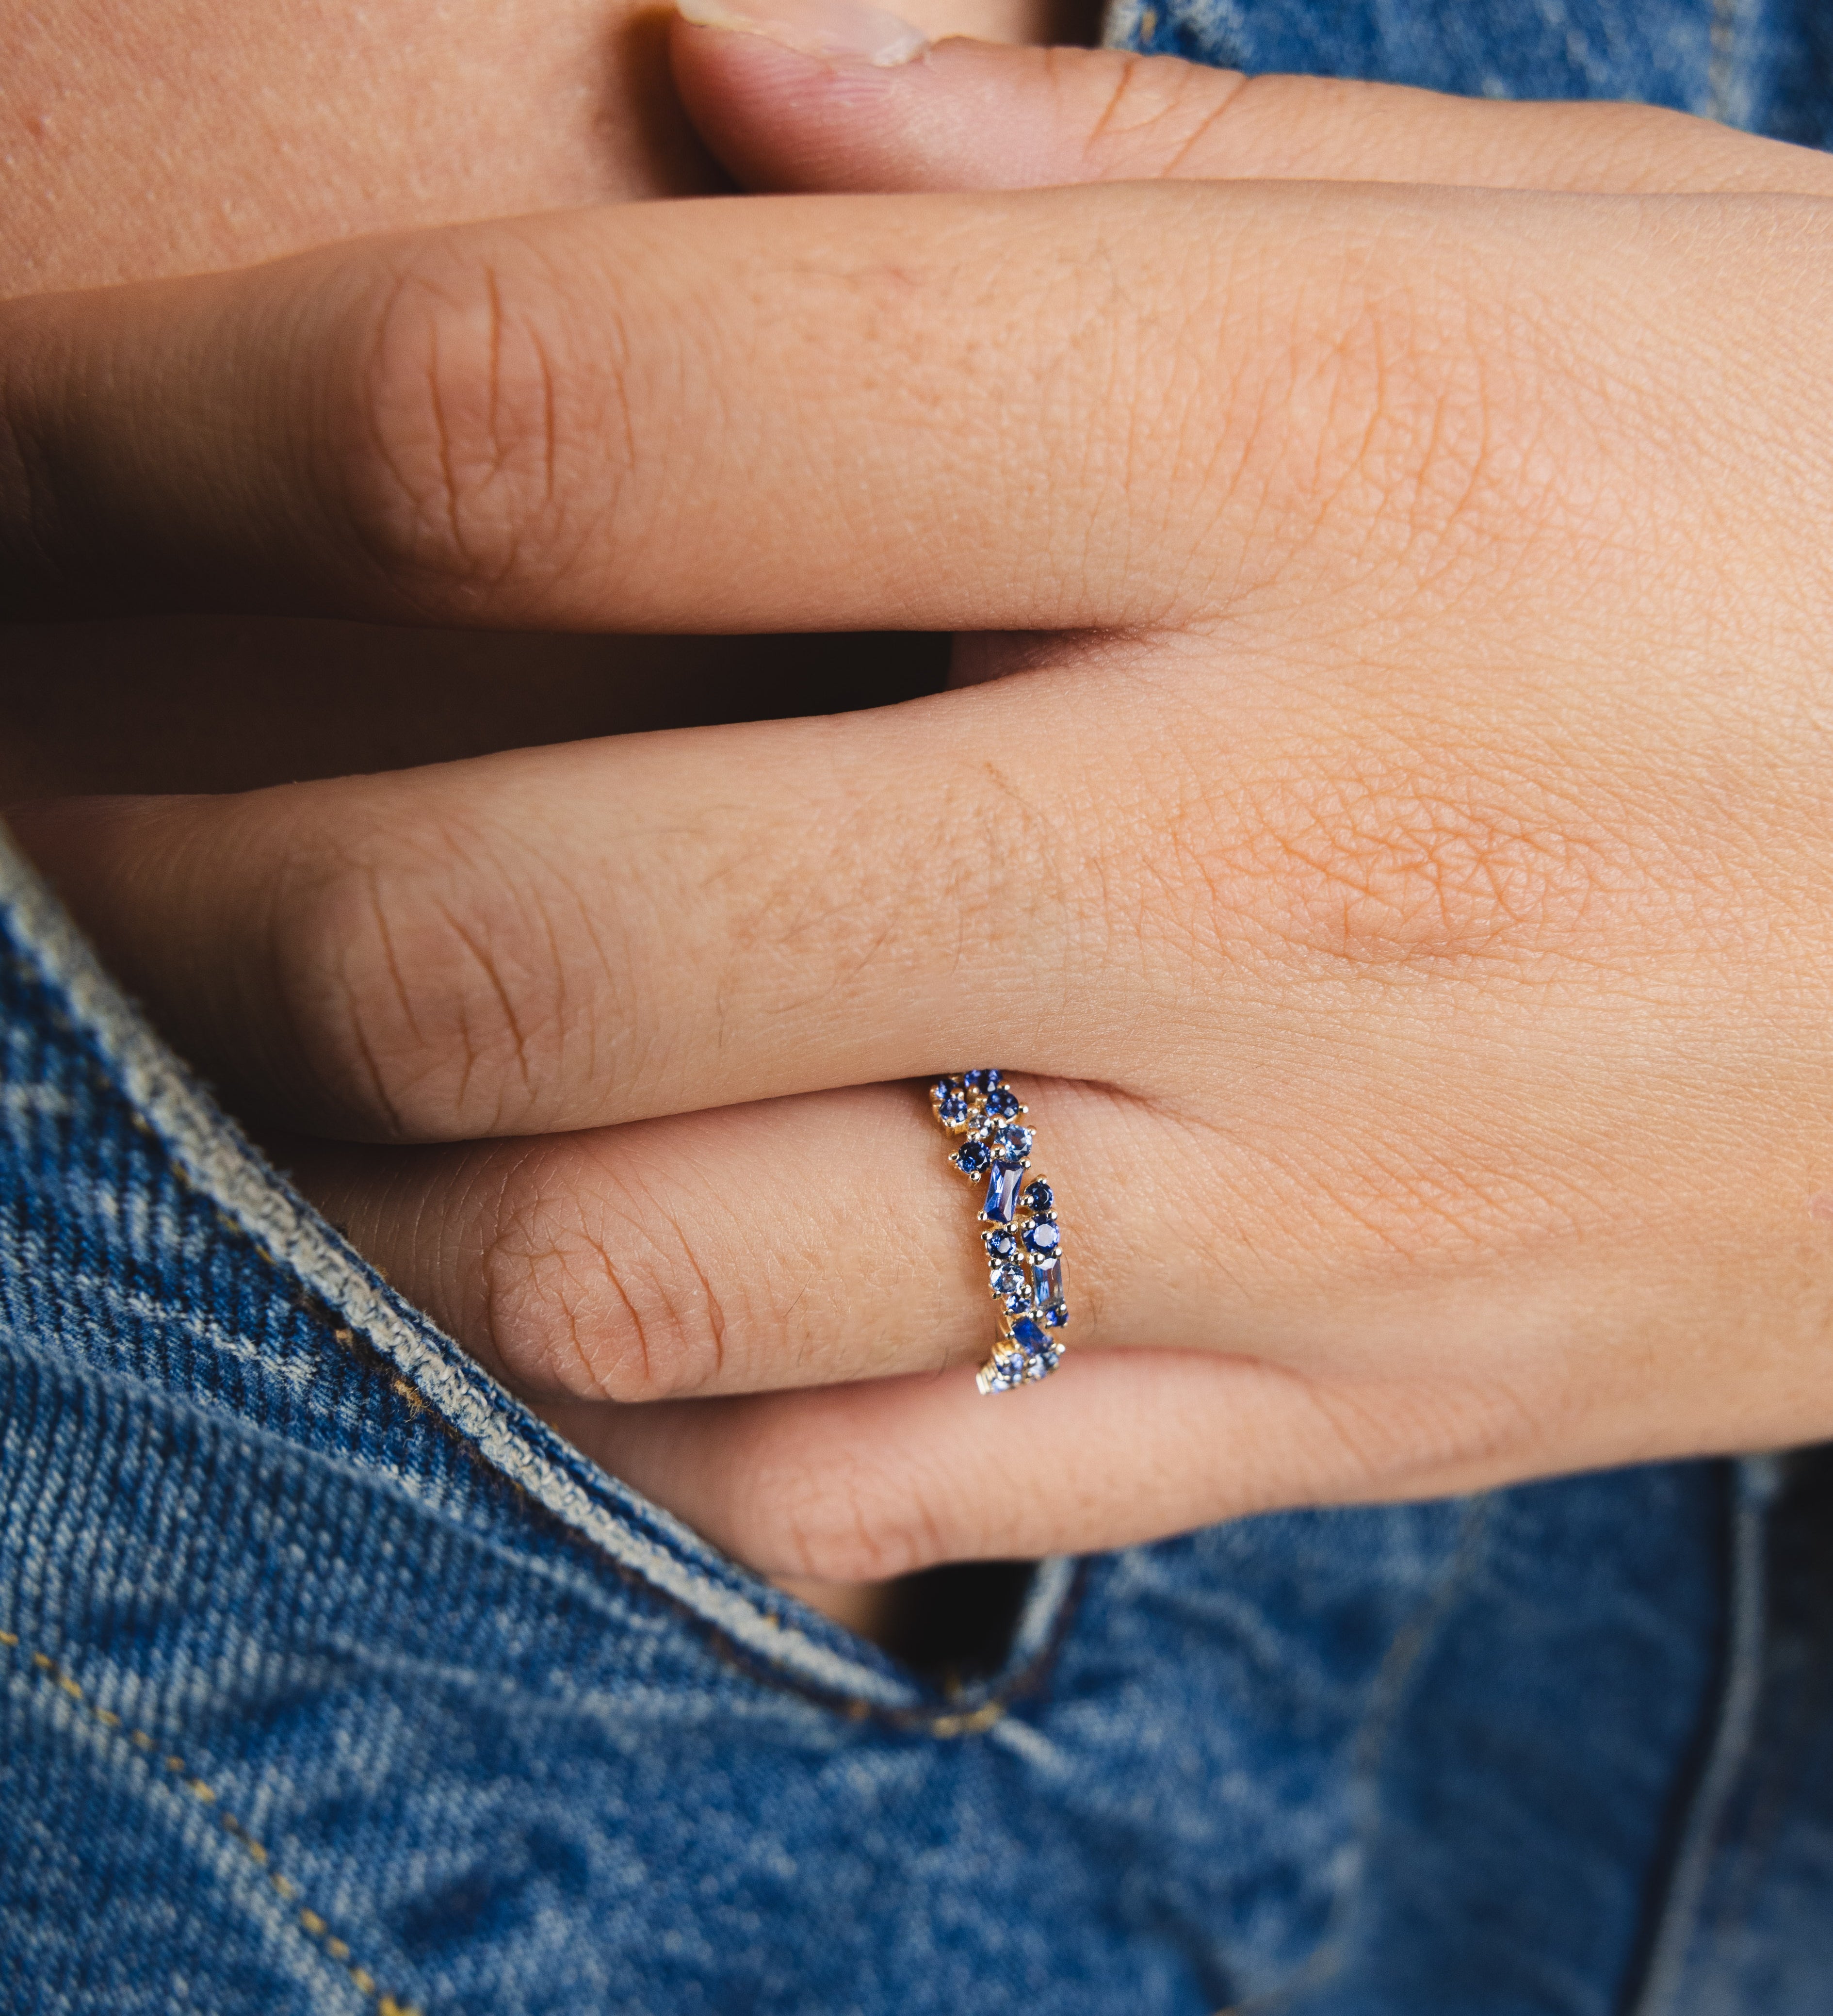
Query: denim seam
1,1627,423,2016
0,825,921,1713
1622,1454,1777,2016
1216,1494,1498,2016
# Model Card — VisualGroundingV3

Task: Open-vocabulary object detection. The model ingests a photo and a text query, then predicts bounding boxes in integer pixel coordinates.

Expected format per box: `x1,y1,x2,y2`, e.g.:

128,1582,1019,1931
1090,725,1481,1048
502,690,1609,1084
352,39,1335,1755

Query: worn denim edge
0,819,928,1712
1622,1453,1781,2016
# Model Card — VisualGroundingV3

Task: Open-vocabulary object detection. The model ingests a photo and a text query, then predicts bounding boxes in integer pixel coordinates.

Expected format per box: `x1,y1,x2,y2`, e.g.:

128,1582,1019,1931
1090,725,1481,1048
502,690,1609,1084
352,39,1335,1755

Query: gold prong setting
929,1071,1068,1395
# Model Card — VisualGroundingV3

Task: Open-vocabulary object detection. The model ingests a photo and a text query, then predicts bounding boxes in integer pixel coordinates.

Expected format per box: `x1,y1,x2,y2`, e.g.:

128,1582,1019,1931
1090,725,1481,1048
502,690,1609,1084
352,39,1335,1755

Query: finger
15,670,1143,1139
0,180,1253,629
537,1347,1577,1579
671,10,1833,198
2,168,1793,631
281,1080,1120,1403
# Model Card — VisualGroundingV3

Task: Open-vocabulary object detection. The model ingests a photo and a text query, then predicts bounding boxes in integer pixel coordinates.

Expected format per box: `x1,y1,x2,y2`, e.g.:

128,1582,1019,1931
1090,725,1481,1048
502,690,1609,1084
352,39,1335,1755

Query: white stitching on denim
0,825,918,1712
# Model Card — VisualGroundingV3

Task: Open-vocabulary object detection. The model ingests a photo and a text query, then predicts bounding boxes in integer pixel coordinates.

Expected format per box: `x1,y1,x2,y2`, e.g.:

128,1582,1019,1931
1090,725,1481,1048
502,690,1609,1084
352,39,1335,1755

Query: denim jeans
7,5,1833,2010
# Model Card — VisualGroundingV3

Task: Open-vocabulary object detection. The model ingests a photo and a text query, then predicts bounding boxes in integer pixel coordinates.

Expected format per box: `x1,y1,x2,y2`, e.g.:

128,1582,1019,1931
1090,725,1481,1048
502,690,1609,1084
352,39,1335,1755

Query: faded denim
1106,0,1833,149
7,1,1833,2007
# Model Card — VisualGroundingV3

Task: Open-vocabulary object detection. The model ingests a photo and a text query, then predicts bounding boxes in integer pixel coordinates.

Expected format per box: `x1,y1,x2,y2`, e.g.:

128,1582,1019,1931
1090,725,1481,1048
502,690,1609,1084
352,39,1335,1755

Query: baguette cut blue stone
1030,1257,1064,1310
980,1162,1023,1224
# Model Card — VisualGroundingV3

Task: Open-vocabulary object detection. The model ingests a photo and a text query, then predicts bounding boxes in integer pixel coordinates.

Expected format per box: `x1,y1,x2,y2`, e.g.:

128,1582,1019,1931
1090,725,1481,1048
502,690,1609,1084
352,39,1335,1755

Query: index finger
0,175,1657,630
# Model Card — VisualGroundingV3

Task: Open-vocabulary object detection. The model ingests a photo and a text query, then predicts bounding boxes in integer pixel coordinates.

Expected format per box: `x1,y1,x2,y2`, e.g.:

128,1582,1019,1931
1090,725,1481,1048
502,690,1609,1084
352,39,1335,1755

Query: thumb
669,0,1833,195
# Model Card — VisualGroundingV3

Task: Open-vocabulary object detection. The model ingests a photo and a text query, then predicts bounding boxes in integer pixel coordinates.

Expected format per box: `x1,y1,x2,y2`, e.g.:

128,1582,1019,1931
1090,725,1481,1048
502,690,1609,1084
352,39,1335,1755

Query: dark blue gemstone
989,1124,1033,1164
954,1140,990,1175
962,1069,1002,1093
1022,1179,1053,1214
1043,1304,1069,1329
936,1089,969,1125
1022,1217,1061,1257
980,1162,1023,1225
1010,1316,1048,1354
985,1087,1022,1118
983,1230,1017,1261
989,1264,1026,1300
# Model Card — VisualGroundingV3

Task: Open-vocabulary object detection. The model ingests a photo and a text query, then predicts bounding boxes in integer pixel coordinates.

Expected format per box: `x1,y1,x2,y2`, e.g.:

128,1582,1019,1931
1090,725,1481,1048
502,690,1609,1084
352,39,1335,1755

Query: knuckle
1238,762,1606,966
262,805,570,1139
1130,720,1623,972
1250,240,1591,578
478,1162,728,1405
742,1444,945,1584
317,235,603,617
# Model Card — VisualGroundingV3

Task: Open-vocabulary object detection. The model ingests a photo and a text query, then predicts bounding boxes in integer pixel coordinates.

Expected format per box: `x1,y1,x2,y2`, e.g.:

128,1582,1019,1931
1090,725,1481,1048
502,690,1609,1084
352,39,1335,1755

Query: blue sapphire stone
936,1087,969,1125
1010,1315,1048,1355
985,1087,1022,1119
983,1230,1017,1262
1022,1217,1061,1257
989,1264,1027,1300
962,1069,1002,1094
1043,1304,1069,1329
980,1162,1023,1225
954,1139,990,1176
1022,1179,1053,1214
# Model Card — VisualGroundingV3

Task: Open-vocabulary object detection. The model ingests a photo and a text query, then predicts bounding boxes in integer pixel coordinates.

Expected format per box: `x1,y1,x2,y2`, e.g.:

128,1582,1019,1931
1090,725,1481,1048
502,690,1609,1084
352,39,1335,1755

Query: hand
14,24,1833,1580
1,0,1073,800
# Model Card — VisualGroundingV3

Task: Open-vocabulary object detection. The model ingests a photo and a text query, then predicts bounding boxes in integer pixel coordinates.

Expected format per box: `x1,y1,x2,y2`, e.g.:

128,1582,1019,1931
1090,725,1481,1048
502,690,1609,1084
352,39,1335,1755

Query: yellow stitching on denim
927,1702,1004,1739
2,1631,425,2015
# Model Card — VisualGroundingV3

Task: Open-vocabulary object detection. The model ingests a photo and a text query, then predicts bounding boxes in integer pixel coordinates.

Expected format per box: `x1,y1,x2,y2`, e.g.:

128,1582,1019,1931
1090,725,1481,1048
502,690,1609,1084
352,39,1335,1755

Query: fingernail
677,0,929,66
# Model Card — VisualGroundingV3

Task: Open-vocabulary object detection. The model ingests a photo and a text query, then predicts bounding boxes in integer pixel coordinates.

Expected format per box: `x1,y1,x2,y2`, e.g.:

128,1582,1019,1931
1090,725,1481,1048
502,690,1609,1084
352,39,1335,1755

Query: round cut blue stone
985,1087,1021,1118
954,1140,991,1175
1022,1218,1061,1257
989,1264,1027,1299
936,1089,969,1125
983,1230,1017,1261
989,1124,1033,1163
1022,1179,1053,1213
962,1069,1002,1093
1043,1304,1069,1329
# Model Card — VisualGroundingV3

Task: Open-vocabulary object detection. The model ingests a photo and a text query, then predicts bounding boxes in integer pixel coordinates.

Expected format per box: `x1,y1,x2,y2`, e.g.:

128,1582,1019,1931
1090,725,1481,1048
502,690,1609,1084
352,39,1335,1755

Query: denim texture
1104,0,1833,149
1,819,1830,2016
8,1,1833,2006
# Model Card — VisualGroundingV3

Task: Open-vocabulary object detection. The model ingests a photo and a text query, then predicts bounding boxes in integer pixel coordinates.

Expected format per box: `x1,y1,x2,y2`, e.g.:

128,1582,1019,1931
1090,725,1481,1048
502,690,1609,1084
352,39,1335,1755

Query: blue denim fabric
8,2,1833,2006
1,838,1830,2016
1105,0,1833,148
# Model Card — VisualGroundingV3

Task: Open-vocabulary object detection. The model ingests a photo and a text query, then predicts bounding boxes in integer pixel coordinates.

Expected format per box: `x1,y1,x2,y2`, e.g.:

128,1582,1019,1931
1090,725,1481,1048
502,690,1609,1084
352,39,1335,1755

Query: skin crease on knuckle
321,232,629,625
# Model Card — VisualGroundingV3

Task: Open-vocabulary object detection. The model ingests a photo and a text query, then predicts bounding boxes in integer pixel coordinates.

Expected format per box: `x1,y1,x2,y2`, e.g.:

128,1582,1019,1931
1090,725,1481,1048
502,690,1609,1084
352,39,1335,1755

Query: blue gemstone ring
929,1071,1068,1394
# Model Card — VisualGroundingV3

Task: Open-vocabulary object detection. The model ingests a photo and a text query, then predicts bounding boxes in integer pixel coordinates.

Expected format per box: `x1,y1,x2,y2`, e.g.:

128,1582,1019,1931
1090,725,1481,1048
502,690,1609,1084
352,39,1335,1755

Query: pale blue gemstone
1030,1257,1066,1313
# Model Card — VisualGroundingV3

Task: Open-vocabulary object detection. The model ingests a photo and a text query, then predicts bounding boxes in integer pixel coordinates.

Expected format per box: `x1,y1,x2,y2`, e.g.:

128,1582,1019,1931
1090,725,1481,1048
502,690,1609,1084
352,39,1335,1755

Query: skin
0,0,1079,804
13,17,1833,1590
